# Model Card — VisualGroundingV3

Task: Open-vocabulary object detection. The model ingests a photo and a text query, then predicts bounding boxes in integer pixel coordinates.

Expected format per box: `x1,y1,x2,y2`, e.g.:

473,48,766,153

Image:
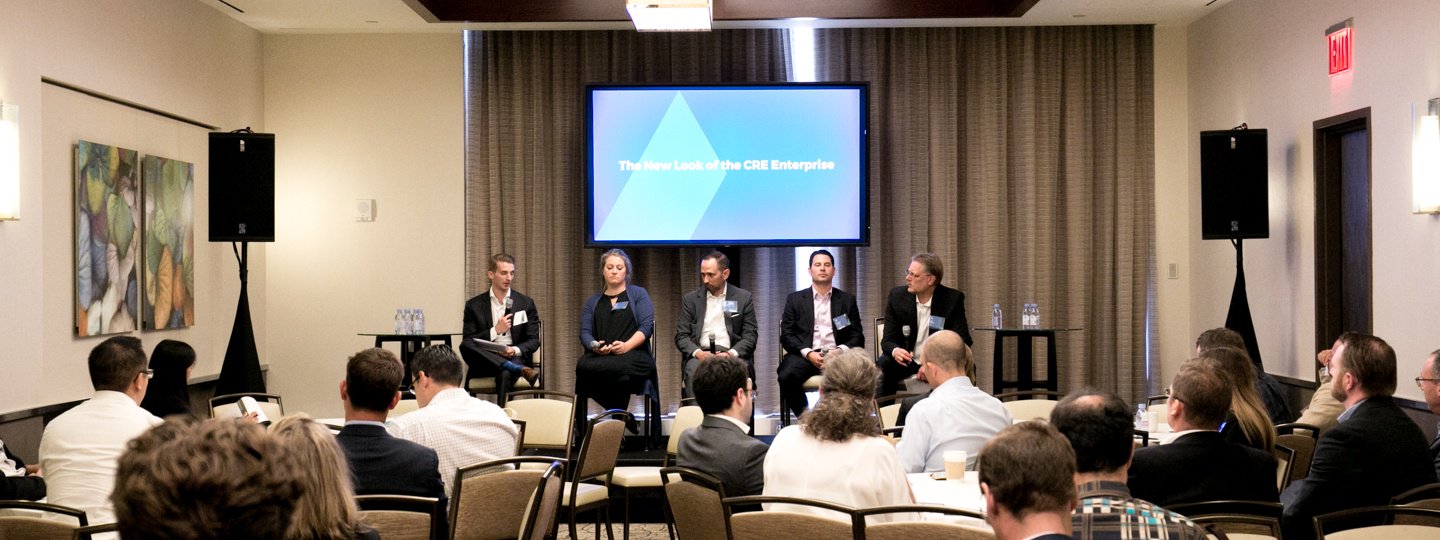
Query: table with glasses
973,327,1081,393
358,332,458,390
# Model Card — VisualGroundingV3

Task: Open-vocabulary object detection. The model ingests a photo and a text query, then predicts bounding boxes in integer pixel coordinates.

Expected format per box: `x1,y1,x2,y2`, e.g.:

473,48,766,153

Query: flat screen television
585,83,869,246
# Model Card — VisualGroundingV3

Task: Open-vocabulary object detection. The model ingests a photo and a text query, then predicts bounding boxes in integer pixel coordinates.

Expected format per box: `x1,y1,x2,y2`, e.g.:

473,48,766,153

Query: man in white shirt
39,336,163,526
390,345,519,498
675,251,758,399
897,330,1010,472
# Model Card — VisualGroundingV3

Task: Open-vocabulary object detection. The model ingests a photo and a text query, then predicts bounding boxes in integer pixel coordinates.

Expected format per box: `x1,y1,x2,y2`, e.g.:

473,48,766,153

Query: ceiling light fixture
627,0,712,32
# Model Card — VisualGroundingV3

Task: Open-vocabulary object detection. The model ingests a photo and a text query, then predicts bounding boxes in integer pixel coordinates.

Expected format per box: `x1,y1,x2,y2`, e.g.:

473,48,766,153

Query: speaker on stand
209,130,274,395
1201,126,1270,371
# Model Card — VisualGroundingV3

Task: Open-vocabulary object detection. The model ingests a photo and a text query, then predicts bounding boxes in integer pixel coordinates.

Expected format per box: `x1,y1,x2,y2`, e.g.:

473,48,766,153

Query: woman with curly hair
269,415,380,540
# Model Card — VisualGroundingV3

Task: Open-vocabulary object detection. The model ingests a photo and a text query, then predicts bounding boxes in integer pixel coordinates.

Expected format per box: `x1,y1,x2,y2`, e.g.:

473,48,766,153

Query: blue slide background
590,87,863,243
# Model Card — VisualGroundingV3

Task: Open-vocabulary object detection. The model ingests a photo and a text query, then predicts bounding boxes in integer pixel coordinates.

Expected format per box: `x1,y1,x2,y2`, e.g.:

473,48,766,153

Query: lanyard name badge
833,313,851,330
723,300,738,314
612,300,629,311
928,315,945,331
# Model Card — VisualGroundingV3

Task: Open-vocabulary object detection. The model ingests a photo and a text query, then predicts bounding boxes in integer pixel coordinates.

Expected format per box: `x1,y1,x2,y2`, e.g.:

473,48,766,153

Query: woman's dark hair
141,340,197,418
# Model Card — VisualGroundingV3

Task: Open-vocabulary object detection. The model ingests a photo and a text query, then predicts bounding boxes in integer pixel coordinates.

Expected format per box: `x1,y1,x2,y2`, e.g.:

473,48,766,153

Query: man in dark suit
1414,350,1440,478
335,348,448,522
460,253,541,403
1280,333,1437,540
778,249,865,419
1128,358,1278,506
879,252,972,396
675,251,758,399
0,440,44,500
677,356,768,497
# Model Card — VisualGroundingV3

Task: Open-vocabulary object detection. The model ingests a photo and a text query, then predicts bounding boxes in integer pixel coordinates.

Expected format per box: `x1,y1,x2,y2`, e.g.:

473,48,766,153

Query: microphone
707,332,716,355
590,340,604,350
504,296,514,315
902,325,911,337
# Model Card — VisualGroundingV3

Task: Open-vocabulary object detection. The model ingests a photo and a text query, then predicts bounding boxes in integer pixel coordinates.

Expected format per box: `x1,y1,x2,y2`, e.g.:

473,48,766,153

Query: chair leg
568,506,580,540
603,505,614,540
622,487,631,540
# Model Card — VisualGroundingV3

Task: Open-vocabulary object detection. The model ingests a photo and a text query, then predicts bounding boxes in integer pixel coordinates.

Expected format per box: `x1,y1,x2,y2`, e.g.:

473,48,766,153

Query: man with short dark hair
114,418,304,540
461,253,541,403
389,345,518,498
1128,358,1278,506
778,249,864,419
980,421,1077,540
336,348,446,504
897,331,1009,472
675,251,758,399
1280,333,1436,540
879,253,972,396
676,356,769,497
40,336,163,526
1195,327,1291,424
1417,349,1440,477
1050,390,1206,540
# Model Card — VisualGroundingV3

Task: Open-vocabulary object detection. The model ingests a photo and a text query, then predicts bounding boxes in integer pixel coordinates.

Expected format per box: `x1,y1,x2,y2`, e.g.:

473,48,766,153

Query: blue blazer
579,284,655,347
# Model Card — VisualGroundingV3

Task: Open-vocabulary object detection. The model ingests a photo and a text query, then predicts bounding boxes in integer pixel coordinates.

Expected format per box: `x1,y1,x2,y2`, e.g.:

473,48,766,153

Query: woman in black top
577,249,657,415
141,339,197,418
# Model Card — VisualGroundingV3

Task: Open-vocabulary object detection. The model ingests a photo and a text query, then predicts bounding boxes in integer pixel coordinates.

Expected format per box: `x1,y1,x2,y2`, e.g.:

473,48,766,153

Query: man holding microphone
879,253,972,396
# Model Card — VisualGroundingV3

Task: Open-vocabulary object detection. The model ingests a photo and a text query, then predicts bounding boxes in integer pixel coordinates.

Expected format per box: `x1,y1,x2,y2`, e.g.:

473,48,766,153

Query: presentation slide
587,85,866,245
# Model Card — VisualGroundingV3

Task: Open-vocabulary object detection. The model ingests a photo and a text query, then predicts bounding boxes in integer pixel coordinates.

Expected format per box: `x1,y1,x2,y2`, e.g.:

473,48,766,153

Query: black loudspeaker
209,132,275,242
1200,129,1269,240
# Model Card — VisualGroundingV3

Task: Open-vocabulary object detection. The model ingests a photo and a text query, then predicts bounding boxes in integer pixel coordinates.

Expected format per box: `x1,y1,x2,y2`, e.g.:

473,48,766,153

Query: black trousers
878,354,920,397
776,353,822,417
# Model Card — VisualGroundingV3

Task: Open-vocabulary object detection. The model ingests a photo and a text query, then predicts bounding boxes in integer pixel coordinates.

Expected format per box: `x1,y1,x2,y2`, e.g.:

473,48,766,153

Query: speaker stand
216,241,267,395
1223,239,1266,371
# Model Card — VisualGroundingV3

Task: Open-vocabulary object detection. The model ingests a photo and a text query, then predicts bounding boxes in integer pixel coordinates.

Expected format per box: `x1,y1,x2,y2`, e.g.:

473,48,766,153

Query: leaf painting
75,140,140,336
141,154,195,330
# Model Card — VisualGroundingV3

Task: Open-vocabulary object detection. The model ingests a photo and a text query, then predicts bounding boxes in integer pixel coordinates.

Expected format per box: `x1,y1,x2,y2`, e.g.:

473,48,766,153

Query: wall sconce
1414,97,1440,214
0,102,17,221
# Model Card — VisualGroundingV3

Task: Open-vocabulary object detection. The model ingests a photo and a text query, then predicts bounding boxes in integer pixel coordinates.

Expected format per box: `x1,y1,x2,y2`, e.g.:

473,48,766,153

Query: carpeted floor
560,522,670,540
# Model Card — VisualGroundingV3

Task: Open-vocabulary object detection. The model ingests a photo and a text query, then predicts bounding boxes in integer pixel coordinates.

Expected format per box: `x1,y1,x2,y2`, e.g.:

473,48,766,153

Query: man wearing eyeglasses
677,356,769,497
878,253,971,397
675,251,758,399
1416,349,1440,478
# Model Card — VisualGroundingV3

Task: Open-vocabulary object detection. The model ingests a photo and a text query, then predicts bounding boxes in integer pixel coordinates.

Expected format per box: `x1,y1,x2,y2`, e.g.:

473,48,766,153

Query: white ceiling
201,0,1232,34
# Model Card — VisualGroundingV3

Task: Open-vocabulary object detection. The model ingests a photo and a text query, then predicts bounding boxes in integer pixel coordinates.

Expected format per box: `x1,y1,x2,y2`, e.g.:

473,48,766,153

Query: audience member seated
1128,358,1278,506
576,248,656,428
335,348,447,505
763,349,911,521
460,253,541,403
676,355,768,497
877,253,972,396
1195,327,1291,424
980,421,1078,540
1280,332,1436,540
674,251,759,399
1418,349,1440,477
1050,390,1207,540
113,418,303,540
1296,343,1344,432
1202,346,1276,452
778,249,865,419
139,339,197,419
271,415,380,540
390,344,519,498
0,437,44,501
40,336,163,526
896,330,1009,472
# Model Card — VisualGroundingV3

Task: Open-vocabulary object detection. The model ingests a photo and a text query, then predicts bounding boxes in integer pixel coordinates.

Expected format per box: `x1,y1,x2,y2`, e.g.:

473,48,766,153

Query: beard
1329,375,1347,403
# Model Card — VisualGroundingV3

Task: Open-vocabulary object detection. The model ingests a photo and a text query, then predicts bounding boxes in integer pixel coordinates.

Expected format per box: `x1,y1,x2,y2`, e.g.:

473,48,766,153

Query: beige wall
0,0,263,412
1186,0,1440,401
262,34,465,417
1152,25,1193,389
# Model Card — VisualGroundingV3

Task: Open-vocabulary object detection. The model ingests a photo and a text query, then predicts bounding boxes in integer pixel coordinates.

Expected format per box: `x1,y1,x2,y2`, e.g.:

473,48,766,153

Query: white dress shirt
488,288,513,346
763,425,912,522
696,285,733,355
914,295,933,350
804,289,839,356
896,376,1012,472
388,388,519,498
39,391,163,526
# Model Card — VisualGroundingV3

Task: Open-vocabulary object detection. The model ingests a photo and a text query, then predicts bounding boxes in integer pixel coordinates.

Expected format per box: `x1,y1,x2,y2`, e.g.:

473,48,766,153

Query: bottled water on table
414,308,426,334
992,304,1003,329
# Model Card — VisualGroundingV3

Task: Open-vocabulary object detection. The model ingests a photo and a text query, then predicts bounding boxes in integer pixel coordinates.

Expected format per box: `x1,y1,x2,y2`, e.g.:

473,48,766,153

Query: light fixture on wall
1414,97,1440,214
0,102,18,221
627,0,712,32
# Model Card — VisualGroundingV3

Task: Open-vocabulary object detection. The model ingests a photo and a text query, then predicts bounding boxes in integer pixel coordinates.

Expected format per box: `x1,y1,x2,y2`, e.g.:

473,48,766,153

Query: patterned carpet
560,522,670,540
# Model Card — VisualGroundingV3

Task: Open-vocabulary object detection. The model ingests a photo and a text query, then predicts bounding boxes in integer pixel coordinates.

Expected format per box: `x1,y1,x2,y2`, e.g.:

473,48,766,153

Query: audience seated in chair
896,330,1009,472
1415,348,1440,479
334,348,447,508
979,421,1078,540
677,355,768,497
270,415,380,540
0,437,44,501
1195,327,1292,424
1202,346,1277,452
139,339,198,419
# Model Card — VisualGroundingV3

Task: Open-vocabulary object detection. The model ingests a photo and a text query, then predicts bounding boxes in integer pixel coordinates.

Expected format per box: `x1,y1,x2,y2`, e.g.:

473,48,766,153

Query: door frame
1312,107,1371,356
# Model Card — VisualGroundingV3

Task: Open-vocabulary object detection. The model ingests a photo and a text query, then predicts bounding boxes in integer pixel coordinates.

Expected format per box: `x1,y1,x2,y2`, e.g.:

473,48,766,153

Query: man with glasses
675,251,758,399
1414,349,1440,477
39,336,163,526
879,253,971,397
677,356,769,497
1127,358,1277,506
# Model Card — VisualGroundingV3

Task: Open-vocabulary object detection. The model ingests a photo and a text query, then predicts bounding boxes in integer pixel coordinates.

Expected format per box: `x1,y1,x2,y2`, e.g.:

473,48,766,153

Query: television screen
585,83,868,246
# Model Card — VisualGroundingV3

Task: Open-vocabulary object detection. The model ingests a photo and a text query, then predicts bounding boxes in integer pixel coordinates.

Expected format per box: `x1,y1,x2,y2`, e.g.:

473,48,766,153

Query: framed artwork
141,155,195,330
75,140,140,336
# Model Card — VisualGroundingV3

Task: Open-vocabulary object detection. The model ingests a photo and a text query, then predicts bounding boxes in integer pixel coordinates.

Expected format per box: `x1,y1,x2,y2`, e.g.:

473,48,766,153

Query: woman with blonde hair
762,348,913,521
269,415,379,540
1202,347,1276,451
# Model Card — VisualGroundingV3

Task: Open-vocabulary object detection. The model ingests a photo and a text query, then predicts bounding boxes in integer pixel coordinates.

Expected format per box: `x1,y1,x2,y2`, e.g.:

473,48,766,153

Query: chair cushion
607,466,662,488
561,482,608,507
468,377,534,393
802,375,823,390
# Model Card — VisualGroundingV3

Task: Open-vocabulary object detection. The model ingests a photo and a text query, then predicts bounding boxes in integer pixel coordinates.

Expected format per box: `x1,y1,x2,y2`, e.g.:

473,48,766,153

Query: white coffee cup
943,450,967,481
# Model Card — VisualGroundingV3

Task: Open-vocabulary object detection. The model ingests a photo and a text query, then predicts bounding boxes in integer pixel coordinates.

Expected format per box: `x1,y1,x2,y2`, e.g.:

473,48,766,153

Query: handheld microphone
590,340,604,350
504,296,514,314
707,332,716,355
902,325,911,337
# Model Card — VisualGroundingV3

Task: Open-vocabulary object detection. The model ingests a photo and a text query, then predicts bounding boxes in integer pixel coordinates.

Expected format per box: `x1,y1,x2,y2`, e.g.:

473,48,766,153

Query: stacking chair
71,523,117,540
506,390,576,463
608,404,704,538
469,329,544,406
875,393,917,430
391,397,421,417
993,390,1066,422
1275,422,1320,485
1392,482,1440,511
0,500,88,539
660,466,730,540
449,456,567,540
209,392,284,420
1272,444,1296,492
856,505,992,539
561,410,631,540
722,496,858,540
516,460,565,540
1168,500,1283,538
1313,505,1440,538
356,494,445,540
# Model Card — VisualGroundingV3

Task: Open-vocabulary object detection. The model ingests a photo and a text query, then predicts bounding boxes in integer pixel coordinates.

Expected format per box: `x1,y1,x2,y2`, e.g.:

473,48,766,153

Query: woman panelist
577,249,656,425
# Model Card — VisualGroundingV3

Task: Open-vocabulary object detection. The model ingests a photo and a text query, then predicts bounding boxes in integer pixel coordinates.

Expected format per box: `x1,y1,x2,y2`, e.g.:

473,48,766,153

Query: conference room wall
1186,0,1440,401
0,0,264,413
262,33,465,418
1151,25,1194,393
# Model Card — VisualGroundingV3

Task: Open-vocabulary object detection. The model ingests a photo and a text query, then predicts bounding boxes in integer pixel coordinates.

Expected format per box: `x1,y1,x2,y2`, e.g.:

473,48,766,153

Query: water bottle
1134,403,1148,430
1021,304,1031,329
394,308,405,334
1031,303,1041,329
414,308,426,334
402,308,414,335
991,304,1003,329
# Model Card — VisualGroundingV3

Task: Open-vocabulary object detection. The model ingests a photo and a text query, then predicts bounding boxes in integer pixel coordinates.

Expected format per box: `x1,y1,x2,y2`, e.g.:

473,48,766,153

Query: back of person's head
1195,327,1246,354
802,348,879,442
141,340,198,418
346,348,403,413
693,355,749,415
412,345,466,388
89,336,148,392
150,339,197,373
1049,390,1133,474
1337,332,1398,397
1200,346,1275,450
114,418,303,539
979,421,1077,519
920,331,970,375
1170,358,1232,429
270,414,363,540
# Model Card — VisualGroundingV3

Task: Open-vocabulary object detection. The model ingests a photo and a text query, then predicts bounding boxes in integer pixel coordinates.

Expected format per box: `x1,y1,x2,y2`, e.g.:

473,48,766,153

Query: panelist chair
575,341,661,449
469,323,543,406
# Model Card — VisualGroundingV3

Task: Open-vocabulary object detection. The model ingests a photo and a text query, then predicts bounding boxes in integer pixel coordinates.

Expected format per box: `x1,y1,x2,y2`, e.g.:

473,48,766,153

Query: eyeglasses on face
1416,377,1440,388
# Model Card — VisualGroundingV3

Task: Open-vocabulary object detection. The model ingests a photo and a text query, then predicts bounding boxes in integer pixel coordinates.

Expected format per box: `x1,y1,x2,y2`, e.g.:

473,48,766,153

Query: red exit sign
1328,25,1352,75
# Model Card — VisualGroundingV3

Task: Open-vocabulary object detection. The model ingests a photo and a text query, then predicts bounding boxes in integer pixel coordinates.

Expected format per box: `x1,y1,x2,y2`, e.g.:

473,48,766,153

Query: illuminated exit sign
1327,20,1353,76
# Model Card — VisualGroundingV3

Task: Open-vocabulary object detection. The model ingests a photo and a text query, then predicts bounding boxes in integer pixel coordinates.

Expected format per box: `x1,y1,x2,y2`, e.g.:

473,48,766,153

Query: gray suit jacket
675,284,758,361
676,416,769,497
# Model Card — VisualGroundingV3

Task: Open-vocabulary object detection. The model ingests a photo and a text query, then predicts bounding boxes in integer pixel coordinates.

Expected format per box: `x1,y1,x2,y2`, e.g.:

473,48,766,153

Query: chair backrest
511,419,528,455
209,392,285,420
70,523,117,540
1274,422,1322,437
1314,505,1440,538
574,410,631,482
1276,432,1316,486
723,496,859,540
1393,482,1440,512
874,317,885,359
449,456,567,540
506,390,576,461
391,398,421,417
856,505,991,539
661,466,730,540
1168,500,1283,538
356,495,444,540
1273,444,1295,492
667,405,705,457
516,461,565,540
993,391,1065,422
0,500,88,540
874,393,916,430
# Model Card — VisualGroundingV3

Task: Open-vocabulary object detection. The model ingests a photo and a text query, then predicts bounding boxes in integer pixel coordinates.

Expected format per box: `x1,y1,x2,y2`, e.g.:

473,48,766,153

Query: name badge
723,300,738,314
612,300,629,311
834,313,851,330
512,310,529,327
928,315,945,331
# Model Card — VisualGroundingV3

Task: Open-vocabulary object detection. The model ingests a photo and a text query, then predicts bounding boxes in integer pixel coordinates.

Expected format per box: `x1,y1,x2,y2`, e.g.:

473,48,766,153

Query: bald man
896,330,1011,472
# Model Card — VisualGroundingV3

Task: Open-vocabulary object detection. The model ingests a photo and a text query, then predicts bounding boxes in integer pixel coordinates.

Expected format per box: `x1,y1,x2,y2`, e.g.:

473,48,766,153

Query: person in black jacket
0,441,44,500
878,253,971,396
778,250,864,419
460,253,541,404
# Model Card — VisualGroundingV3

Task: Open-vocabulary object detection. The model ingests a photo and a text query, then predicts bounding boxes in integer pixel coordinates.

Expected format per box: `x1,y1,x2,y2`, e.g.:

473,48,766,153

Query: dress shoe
520,367,541,385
